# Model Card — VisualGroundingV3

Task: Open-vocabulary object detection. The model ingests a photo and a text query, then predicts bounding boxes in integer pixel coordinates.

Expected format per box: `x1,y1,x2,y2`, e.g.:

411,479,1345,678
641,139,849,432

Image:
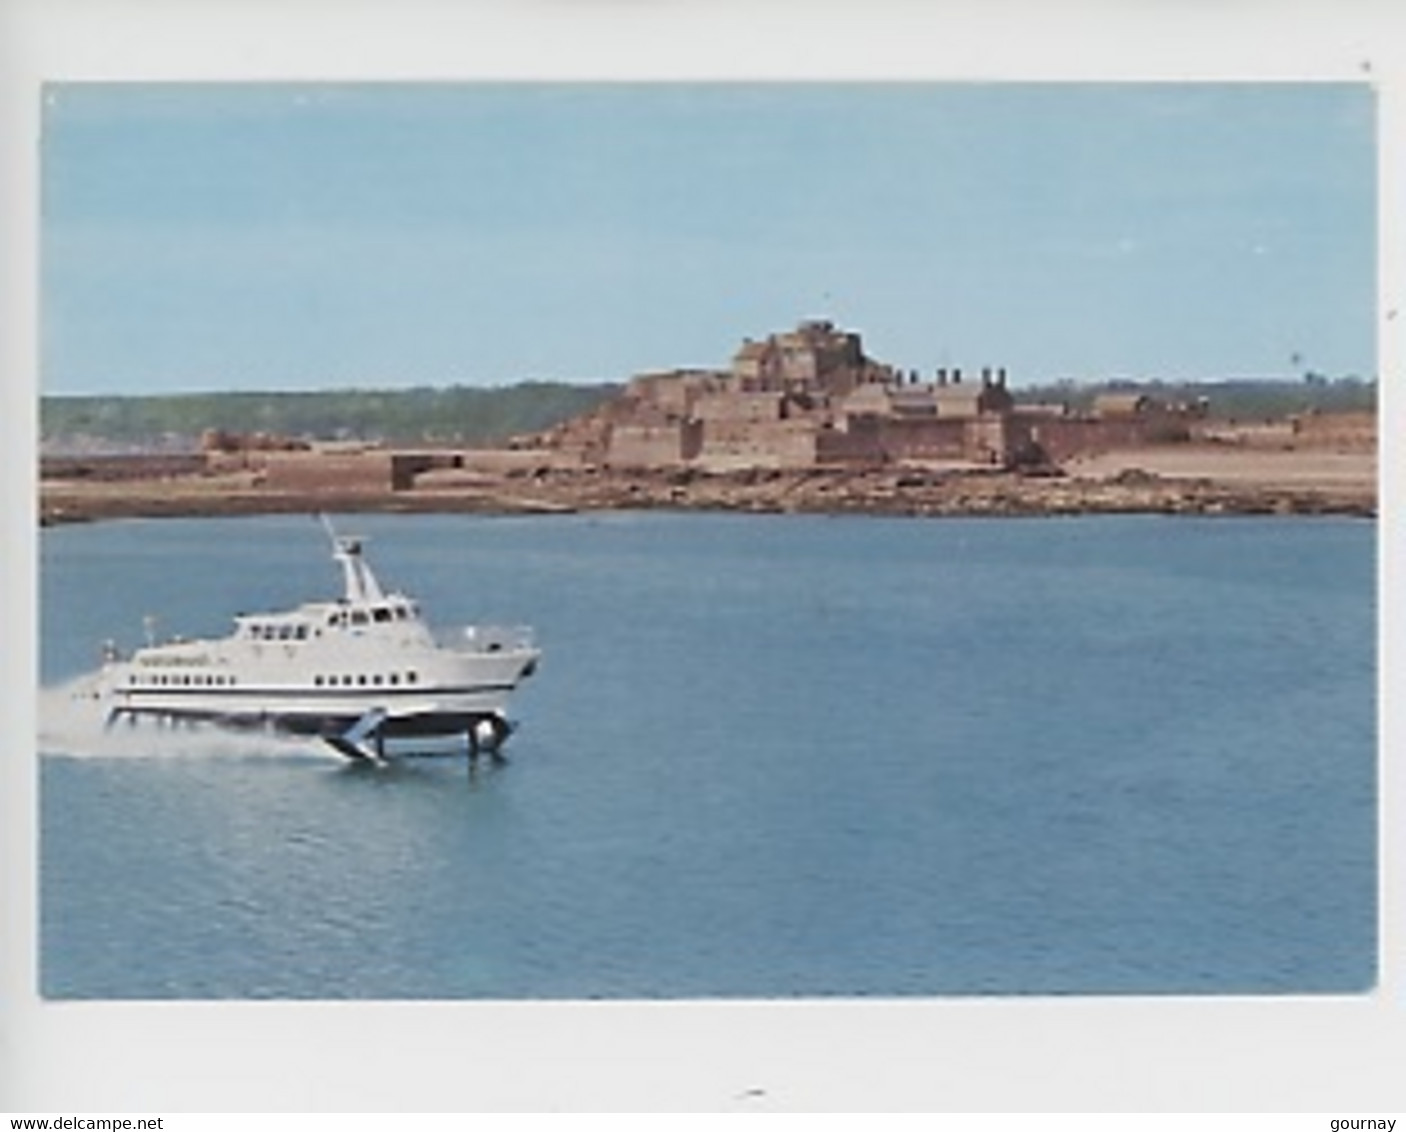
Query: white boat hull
85,643,537,755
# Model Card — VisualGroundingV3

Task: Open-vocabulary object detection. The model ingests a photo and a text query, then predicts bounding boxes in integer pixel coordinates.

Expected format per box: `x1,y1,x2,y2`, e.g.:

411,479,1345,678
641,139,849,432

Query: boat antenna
317,512,342,549
317,513,385,603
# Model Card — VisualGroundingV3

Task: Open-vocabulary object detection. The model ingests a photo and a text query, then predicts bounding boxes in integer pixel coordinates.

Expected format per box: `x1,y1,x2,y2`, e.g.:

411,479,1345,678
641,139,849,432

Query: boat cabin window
295,625,308,640
393,606,408,620
278,625,293,641
350,611,369,627
373,607,392,623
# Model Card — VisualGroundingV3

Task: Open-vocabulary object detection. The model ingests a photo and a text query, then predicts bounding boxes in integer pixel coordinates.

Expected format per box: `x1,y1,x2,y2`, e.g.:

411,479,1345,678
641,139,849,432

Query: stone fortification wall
607,421,704,468
42,454,208,481
1020,414,1180,464
259,450,398,492
454,449,571,474
879,418,971,461
403,449,579,482
540,412,612,465
627,370,726,419
816,420,886,463
255,446,598,489
823,416,1015,465
963,416,1016,464
693,391,788,424
697,419,818,468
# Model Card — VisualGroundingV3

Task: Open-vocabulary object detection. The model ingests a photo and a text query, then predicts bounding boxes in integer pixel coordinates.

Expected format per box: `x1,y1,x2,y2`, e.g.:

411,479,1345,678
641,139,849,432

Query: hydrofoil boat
78,517,541,764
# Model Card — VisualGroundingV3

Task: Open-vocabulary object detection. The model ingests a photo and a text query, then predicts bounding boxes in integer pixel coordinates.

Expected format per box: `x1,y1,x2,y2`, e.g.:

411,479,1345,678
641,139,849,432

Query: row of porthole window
314,672,418,688
130,672,421,689
133,673,235,687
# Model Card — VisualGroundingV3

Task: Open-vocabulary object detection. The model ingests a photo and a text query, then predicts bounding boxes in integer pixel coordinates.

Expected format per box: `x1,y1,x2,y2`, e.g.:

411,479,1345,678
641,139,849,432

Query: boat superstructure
81,519,540,763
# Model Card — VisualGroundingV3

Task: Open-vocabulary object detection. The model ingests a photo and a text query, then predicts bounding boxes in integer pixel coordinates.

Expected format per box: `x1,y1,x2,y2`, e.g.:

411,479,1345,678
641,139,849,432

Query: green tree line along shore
41,377,1375,450
40,382,621,450
1017,376,1375,419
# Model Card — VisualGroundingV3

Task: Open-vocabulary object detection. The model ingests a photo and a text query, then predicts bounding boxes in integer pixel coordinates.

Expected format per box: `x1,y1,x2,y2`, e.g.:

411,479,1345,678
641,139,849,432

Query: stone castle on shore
530,318,1200,471
173,318,1215,494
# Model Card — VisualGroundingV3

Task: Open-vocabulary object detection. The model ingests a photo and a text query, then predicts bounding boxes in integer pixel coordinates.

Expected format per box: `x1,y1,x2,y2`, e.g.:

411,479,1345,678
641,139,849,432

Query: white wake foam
37,676,336,761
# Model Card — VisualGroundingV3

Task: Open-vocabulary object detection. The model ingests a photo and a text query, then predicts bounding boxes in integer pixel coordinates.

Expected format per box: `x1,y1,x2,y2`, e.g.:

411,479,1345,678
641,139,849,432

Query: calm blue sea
38,511,1377,999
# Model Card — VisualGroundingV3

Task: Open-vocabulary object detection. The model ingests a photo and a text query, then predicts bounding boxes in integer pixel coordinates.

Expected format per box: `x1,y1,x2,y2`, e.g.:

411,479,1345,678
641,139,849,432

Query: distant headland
40,319,1376,525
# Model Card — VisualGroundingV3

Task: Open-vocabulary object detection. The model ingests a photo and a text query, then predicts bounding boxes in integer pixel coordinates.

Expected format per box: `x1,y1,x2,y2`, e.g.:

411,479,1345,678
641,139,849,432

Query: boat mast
319,515,386,604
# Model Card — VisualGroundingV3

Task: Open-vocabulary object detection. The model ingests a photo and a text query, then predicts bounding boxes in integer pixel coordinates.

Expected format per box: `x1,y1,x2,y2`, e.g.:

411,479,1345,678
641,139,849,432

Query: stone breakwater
39,464,1376,526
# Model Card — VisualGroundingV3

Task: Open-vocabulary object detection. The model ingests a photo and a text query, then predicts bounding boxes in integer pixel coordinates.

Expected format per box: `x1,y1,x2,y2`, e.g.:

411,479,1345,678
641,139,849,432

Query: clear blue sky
41,82,1377,394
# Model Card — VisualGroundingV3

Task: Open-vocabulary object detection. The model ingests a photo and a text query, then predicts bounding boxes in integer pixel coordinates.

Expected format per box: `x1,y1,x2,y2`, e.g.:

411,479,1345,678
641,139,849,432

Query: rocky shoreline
38,463,1378,526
